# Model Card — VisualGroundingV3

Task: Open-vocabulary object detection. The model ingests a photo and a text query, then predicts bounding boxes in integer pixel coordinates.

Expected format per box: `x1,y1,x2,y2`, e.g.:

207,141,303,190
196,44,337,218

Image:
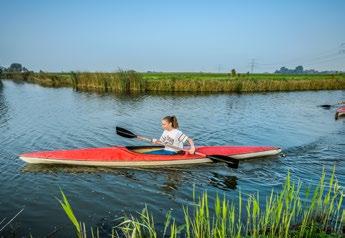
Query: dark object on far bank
319,101,345,109
320,104,332,109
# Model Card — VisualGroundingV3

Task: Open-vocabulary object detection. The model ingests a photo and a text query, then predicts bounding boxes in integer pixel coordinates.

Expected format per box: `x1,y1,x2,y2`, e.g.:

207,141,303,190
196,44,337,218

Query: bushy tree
8,63,23,72
295,65,303,74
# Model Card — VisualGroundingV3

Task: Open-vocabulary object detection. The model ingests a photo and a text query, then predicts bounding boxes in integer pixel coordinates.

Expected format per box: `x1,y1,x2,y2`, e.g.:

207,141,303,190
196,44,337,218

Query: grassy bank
1,71,345,93
0,71,145,93
59,168,344,238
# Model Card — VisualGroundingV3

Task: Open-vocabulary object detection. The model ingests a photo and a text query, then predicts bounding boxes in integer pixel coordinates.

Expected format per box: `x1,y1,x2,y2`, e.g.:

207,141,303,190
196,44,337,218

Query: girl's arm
187,138,195,154
152,132,166,144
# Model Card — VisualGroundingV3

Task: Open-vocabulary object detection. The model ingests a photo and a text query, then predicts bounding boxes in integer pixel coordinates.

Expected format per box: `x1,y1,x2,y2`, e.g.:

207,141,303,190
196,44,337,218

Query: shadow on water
21,163,239,192
75,87,239,97
74,88,250,106
21,164,138,178
208,172,238,190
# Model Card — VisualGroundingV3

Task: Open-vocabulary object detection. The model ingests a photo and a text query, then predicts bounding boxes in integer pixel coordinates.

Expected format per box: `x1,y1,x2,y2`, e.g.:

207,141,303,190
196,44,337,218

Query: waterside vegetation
1,71,345,93
59,168,344,238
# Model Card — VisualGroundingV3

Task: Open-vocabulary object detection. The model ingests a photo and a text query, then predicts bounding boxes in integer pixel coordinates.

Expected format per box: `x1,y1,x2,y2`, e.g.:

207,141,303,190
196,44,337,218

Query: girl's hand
151,138,158,144
188,147,195,154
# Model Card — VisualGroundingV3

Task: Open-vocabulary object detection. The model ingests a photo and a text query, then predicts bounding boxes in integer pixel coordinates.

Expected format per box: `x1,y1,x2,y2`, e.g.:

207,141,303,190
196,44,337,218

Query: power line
254,45,343,67
304,55,345,67
250,59,256,73
247,44,345,71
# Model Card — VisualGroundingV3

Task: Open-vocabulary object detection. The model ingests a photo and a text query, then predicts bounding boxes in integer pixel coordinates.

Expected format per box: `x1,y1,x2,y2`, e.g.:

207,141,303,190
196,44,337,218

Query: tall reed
62,70,146,93
60,167,344,237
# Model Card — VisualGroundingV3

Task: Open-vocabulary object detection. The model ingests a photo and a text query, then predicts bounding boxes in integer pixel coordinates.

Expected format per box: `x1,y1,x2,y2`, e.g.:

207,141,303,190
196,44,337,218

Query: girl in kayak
150,115,196,155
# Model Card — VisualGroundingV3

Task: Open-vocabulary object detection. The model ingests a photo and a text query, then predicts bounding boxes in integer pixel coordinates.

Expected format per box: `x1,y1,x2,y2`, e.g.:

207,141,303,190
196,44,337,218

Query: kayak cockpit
126,145,165,154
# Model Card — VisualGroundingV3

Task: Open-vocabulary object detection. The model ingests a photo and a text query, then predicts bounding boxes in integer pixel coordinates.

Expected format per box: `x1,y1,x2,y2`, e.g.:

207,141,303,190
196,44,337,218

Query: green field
1,71,345,93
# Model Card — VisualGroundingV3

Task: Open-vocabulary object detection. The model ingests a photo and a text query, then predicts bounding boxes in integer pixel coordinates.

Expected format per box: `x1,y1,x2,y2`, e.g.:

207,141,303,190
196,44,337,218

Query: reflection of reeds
59,167,344,237
2,72,345,92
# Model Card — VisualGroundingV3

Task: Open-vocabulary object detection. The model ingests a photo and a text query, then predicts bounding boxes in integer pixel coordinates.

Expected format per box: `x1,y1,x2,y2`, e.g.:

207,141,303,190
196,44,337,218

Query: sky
1,0,345,73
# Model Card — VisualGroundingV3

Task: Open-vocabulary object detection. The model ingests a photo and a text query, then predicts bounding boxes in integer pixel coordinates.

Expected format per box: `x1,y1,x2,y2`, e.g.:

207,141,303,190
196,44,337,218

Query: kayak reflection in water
148,115,196,155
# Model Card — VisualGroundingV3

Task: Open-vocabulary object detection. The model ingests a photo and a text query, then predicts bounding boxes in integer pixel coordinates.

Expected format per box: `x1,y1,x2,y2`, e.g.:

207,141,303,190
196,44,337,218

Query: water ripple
0,80,344,236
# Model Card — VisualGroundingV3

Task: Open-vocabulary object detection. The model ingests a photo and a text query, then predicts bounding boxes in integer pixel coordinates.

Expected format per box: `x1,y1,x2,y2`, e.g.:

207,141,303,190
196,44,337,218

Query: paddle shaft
116,126,239,168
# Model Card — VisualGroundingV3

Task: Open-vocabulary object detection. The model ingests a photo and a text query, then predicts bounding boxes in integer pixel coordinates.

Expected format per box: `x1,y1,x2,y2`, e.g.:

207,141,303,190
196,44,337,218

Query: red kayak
19,145,281,167
335,106,345,119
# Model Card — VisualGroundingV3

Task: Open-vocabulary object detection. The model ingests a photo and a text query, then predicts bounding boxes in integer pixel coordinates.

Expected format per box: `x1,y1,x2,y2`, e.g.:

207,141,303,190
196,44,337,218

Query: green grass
1,71,345,92
143,73,345,92
59,167,344,237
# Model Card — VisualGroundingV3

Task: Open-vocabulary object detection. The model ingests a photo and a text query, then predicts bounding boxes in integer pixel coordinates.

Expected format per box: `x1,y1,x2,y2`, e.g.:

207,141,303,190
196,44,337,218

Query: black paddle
116,126,239,168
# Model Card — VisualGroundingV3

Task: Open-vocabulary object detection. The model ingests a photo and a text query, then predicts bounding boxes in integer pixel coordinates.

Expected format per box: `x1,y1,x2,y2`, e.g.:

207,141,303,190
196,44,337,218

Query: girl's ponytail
163,115,179,128
171,115,179,129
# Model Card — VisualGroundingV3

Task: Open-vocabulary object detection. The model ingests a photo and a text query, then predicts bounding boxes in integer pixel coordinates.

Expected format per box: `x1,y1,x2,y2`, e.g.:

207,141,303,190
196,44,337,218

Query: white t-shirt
159,129,188,151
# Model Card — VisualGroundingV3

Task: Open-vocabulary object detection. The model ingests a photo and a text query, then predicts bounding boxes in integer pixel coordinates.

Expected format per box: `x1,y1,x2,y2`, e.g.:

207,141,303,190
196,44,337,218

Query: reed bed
144,73,345,92
0,71,145,93
70,71,145,93
1,71,345,92
59,167,344,237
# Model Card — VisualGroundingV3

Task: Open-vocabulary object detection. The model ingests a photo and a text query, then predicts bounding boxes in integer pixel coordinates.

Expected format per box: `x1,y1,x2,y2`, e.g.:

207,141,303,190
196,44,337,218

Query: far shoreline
1,71,345,93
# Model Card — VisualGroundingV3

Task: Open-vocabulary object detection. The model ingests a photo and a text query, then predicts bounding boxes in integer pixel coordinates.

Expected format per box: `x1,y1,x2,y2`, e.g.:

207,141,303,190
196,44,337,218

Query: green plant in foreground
60,167,344,237
57,190,87,238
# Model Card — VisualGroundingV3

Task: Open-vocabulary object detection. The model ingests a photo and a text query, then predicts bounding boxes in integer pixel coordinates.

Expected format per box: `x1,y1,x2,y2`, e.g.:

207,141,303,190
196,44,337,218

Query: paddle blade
116,127,137,139
207,155,239,169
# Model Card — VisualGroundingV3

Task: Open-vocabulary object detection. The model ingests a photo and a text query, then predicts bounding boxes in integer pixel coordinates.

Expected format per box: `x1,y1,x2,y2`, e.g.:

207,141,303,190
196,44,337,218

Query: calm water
0,80,344,236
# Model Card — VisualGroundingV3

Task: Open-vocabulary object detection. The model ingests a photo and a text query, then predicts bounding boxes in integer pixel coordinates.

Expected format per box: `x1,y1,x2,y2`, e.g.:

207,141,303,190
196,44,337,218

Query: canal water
0,80,344,236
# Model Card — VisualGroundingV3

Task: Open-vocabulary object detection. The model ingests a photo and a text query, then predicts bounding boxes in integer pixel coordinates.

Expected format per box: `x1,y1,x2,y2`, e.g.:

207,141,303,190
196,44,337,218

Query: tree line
0,63,31,75
274,65,341,74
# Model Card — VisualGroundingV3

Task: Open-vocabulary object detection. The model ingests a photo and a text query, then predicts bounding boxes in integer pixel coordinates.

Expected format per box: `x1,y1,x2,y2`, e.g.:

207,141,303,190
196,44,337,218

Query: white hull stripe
230,148,281,159
20,157,212,167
